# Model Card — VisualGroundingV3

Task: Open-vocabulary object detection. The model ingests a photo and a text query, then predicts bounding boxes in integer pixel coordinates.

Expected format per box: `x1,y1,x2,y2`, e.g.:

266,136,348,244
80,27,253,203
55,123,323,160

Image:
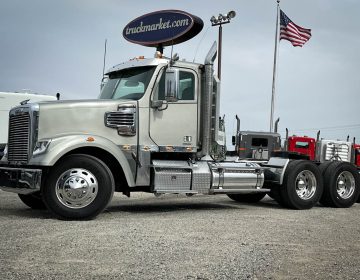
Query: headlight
33,140,51,156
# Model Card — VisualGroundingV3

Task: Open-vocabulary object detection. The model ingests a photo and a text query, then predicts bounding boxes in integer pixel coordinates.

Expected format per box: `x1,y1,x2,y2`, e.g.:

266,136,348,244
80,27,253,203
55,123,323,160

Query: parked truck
232,117,282,160
0,10,359,219
0,91,58,157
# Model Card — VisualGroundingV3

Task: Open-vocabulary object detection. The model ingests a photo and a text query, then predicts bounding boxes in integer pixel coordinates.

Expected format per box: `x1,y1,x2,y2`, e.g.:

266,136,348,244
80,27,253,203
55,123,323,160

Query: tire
264,182,287,206
18,192,46,210
227,193,266,203
318,161,333,175
320,162,360,208
279,160,323,209
42,154,115,220
269,187,287,207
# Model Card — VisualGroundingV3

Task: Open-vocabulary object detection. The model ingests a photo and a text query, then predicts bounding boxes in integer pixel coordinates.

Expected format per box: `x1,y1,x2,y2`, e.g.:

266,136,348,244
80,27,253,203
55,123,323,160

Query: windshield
99,66,156,100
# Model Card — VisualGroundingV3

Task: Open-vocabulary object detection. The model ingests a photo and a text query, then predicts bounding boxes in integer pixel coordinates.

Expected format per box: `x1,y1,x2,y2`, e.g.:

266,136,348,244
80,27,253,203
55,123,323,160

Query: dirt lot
0,191,359,280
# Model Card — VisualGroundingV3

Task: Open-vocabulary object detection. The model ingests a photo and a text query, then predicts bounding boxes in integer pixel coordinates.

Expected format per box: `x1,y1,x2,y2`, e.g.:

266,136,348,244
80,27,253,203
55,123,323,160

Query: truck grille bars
105,104,136,136
7,105,38,164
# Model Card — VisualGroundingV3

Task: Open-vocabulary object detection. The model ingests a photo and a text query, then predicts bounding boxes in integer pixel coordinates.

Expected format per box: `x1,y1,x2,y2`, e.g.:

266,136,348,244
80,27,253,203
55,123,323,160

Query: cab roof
106,57,202,75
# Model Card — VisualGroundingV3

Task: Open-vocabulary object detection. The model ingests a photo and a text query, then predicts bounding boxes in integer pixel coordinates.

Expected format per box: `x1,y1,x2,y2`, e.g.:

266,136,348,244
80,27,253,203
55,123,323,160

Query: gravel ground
0,191,359,280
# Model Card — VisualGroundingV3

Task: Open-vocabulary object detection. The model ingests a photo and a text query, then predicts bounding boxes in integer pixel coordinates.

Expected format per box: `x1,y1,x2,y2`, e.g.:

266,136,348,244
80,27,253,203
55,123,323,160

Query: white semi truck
0,11,359,220
0,92,57,156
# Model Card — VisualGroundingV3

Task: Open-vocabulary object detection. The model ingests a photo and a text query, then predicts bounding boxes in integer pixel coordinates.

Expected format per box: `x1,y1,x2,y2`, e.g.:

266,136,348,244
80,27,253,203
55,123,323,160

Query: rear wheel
42,154,115,220
319,161,333,175
269,187,287,207
227,193,266,203
320,162,360,208
279,160,323,209
18,192,46,209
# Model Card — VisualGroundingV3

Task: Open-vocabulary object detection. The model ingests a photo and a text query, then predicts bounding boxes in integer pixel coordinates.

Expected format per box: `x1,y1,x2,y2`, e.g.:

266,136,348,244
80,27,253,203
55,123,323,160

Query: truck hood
37,99,137,142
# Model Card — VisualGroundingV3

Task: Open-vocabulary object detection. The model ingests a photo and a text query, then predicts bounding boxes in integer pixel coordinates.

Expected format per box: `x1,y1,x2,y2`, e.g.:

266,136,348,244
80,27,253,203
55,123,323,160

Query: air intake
105,104,136,136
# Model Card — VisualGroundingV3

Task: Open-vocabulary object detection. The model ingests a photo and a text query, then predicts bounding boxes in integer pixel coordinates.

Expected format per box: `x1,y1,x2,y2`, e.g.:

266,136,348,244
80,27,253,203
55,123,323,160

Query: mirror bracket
151,100,168,111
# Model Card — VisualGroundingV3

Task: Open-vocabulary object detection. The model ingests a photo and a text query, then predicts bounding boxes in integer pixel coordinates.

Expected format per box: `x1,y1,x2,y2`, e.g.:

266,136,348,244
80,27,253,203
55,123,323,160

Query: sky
0,0,359,143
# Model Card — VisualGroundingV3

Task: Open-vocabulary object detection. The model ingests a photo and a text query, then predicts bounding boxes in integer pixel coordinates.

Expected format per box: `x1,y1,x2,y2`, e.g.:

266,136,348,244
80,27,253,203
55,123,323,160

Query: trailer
0,91,58,157
0,10,359,219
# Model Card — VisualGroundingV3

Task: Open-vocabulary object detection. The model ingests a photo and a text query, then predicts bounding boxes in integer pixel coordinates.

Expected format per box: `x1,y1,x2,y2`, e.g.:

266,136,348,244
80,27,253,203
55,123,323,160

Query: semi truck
232,117,282,160
0,11,359,220
285,130,360,167
0,91,58,157
233,126,360,206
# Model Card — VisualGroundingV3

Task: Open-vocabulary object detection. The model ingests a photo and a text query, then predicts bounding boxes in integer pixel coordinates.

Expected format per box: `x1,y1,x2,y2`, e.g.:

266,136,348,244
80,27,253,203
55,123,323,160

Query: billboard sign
123,10,204,47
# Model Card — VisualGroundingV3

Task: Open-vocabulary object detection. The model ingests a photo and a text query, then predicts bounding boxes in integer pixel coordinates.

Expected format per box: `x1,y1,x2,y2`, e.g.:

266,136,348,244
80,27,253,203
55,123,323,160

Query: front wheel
42,154,115,220
18,192,46,209
280,160,323,209
227,193,266,203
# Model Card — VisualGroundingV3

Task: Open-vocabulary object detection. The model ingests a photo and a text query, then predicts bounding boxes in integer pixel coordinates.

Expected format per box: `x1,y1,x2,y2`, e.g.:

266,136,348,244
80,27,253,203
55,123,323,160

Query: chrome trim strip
210,189,270,194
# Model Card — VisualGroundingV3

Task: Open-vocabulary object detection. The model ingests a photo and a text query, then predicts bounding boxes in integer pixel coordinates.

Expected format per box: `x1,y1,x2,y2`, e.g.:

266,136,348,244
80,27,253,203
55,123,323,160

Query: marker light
33,140,51,156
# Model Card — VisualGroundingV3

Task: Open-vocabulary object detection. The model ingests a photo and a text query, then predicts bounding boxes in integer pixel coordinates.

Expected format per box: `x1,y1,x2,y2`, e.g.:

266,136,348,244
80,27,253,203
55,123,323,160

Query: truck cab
287,136,316,160
236,131,281,160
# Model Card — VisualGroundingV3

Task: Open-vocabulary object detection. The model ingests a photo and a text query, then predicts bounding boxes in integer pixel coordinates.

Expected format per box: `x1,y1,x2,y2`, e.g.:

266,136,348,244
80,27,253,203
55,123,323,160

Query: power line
279,124,360,133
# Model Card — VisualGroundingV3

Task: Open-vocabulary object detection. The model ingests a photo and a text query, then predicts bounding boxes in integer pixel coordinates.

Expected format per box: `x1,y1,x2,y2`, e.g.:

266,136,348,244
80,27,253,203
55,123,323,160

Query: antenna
193,26,210,62
169,40,176,66
102,39,107,78
170,43,174,62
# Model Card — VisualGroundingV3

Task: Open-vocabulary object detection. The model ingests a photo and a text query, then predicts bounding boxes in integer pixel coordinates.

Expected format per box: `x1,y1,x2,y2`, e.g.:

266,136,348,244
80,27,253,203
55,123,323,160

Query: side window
179,71,195,100
153,69,195,101
153,70,166,100
251,138,269,147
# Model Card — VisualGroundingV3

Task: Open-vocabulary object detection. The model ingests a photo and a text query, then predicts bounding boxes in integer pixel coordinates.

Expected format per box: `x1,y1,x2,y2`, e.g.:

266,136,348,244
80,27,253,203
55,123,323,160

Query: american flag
280,10,311,47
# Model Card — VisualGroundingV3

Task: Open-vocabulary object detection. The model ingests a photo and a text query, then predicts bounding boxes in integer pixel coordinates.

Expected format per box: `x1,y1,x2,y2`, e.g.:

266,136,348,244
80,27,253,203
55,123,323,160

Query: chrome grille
105,104,136,136
106,112,134,126
8,112,30,163
324,143,351,162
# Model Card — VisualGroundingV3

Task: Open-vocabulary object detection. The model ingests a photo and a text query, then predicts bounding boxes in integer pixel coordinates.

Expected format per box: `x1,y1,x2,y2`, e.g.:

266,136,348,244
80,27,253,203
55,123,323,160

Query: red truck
353,144,360,168
286,135,316,161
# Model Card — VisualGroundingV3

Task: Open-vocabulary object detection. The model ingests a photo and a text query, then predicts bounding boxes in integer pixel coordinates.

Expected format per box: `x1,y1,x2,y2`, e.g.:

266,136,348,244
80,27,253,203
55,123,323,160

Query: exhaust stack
200,42,217,158
274,118,280,133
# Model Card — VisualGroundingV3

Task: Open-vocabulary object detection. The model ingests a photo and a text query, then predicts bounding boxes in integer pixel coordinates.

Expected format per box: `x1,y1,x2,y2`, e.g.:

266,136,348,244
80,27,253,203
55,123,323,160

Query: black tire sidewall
42,154,114,220
18,192,46,210
319,161,333,175
323,162,360,208
281,160,323,209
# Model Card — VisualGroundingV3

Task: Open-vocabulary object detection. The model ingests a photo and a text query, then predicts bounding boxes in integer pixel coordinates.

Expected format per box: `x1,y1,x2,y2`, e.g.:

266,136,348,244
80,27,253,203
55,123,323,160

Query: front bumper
0,167,42,194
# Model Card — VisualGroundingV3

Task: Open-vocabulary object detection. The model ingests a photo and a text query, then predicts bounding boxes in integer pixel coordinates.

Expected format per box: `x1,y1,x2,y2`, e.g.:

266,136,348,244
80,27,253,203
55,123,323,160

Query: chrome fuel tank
210,162,264,189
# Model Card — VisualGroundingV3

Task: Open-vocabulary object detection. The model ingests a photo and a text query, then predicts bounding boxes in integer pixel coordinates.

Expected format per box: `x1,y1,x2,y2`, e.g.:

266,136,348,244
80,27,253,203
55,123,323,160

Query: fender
29,134,136,187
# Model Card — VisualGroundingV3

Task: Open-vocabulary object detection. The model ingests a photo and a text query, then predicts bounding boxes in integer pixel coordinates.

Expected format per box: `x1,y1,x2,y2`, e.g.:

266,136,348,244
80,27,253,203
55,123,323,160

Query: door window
153,69,195,101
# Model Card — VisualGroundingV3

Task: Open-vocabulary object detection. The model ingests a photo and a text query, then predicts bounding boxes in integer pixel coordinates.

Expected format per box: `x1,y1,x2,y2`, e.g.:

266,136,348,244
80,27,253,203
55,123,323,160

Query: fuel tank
210,162,264,189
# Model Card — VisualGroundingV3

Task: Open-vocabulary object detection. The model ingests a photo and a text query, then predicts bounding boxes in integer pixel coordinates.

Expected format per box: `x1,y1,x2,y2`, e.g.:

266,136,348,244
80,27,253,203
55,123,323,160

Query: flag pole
270,0,280,132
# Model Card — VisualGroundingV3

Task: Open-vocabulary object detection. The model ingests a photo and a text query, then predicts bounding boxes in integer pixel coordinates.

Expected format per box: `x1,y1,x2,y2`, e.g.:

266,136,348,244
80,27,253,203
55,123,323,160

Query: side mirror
151,100,168,111
165,68,179,102
100,76,109,90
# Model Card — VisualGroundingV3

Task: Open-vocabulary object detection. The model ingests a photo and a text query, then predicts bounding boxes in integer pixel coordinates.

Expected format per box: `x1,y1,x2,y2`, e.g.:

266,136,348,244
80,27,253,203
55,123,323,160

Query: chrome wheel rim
55,168,98,209
336,171,355,199
295,170,317,200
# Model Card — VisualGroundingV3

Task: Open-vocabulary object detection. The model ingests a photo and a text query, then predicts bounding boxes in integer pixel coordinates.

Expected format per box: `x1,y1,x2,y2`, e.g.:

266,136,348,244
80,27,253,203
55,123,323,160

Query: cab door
149,68,198,151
